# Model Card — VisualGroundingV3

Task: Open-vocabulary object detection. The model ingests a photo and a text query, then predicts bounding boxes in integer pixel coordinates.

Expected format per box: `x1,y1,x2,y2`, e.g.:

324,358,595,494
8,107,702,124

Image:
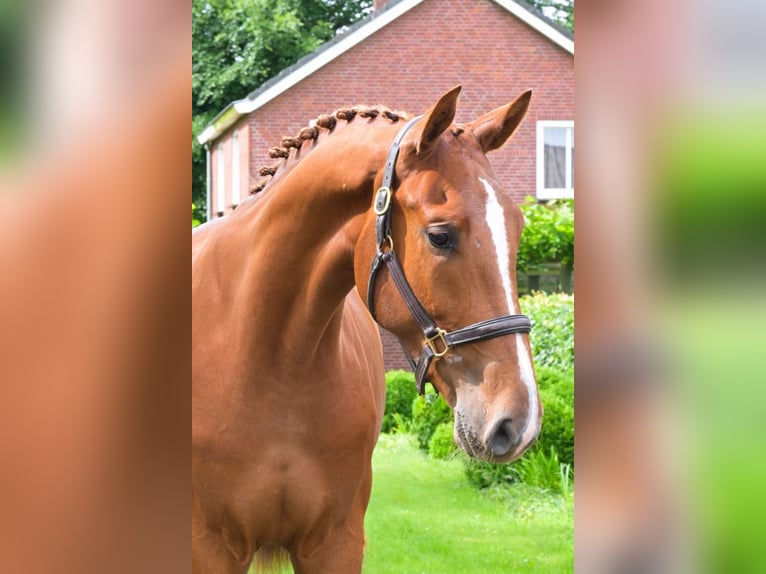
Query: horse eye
427,230,453,249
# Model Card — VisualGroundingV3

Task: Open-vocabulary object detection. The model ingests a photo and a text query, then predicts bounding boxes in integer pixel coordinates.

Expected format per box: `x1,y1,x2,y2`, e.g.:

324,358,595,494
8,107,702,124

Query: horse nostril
489,419,517,457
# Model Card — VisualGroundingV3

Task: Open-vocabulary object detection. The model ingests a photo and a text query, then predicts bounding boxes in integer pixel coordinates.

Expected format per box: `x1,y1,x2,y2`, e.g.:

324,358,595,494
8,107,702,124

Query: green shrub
515,446,570,493
520,292,574,372
463,366,573,489
516,198,574,274
411,386,453,450
382,370,419,433
428,422,458,459
463,446,573,492
463,457,520,489
559,462,573,498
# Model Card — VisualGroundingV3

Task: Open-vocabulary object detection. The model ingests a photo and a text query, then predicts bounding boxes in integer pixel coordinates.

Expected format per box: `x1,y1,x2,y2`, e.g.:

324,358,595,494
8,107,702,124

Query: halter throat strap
366,117,532,394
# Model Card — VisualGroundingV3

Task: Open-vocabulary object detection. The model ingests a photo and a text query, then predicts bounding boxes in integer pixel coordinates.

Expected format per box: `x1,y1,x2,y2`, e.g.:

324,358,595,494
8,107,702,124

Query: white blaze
480,178,539,447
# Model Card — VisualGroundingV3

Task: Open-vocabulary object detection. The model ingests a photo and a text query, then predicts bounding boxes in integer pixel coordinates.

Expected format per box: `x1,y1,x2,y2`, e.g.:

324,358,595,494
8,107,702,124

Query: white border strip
492,0,574,54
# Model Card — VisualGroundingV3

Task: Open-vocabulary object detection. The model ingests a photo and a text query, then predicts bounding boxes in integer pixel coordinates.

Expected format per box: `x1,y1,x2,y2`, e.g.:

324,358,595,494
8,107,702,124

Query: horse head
355,86,540,462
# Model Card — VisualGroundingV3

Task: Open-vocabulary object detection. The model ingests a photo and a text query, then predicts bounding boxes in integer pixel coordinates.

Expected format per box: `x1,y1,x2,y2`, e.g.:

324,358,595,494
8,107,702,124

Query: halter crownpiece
366,117,533,394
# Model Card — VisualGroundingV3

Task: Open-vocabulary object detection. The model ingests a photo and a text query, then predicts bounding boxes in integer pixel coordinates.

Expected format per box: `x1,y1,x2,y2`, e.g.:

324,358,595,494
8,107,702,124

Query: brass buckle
377,233,394,253
373,186,392,215
424,328,450,358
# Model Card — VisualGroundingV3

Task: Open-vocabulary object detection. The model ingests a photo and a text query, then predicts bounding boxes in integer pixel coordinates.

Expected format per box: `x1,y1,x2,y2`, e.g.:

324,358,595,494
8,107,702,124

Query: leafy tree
527,0,573,32
192,0,372,221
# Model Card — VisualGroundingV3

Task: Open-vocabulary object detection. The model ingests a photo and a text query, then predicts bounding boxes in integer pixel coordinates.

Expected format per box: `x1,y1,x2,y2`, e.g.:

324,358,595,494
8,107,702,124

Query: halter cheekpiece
366,116,533,394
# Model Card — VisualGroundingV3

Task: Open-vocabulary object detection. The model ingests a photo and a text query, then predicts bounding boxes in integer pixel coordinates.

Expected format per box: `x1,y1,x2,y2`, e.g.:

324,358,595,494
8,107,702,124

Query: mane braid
249,104,409,196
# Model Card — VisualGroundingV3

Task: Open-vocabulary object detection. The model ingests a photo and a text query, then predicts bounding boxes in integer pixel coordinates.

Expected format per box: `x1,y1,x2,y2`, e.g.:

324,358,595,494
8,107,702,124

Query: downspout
205,144,212,222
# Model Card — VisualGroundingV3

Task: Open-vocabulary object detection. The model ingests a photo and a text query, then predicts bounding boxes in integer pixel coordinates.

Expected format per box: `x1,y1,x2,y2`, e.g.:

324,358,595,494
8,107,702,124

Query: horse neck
222,126,390,370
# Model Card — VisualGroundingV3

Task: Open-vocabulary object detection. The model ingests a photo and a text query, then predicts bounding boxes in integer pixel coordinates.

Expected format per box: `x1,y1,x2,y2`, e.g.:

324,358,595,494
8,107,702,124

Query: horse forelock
249,105,411,196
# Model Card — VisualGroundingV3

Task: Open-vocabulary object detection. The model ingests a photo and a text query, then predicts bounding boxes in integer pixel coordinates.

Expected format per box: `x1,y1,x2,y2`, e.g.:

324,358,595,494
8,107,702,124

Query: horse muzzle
455,407,539,463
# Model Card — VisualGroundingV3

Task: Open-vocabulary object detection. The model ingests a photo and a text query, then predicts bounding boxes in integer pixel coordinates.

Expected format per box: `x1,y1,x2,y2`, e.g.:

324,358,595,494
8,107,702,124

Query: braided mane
249,105,410,195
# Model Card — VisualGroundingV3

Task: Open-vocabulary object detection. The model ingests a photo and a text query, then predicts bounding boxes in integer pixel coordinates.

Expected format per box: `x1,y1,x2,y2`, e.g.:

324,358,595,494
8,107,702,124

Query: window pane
544,127,567,188
217,144,225,213
232,132,240,205
544,126,568,147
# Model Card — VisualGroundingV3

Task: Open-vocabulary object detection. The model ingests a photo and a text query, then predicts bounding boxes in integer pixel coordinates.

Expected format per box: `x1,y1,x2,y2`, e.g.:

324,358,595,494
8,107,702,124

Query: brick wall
380,328,413,371
210,0,573,371
246,0,573,206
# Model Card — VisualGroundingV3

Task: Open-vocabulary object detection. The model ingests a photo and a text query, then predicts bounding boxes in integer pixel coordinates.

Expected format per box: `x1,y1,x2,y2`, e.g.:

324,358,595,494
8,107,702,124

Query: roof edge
197,102,244,146
492,0,574,52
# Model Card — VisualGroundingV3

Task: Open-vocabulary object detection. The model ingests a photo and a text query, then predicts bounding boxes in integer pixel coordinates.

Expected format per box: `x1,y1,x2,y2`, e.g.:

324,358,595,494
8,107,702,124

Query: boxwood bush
464,456,521,489
535,365,574,468
382,370,418,433
411,386,453,450
428,421,458,459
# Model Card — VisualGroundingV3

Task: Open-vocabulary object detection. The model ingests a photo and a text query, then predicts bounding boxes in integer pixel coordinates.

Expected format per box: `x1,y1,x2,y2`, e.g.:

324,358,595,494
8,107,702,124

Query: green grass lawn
250,433,572,573
363,434,573,573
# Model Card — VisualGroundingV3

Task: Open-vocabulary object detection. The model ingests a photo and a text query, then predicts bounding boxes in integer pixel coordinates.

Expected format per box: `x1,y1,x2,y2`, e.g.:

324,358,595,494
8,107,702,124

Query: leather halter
366,116,533,394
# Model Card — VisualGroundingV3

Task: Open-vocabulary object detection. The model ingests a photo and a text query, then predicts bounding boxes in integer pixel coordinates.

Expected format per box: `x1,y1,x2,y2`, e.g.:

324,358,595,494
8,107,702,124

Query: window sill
537,188,574,200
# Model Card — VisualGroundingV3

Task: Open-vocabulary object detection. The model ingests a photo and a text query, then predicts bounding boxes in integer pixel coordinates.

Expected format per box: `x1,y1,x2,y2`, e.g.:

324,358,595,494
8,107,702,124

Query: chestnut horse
192,86,541,573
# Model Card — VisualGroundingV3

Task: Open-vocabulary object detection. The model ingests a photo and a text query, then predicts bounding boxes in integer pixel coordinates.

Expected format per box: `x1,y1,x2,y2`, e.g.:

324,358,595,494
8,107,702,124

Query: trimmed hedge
520,292,574,373
516,198,574,274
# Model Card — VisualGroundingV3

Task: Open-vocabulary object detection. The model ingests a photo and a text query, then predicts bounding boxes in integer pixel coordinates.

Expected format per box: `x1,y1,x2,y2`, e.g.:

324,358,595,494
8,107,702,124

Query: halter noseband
366,117,533,394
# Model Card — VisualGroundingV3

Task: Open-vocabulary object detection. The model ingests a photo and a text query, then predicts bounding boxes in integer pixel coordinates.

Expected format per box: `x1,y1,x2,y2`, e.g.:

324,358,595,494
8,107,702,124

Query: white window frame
231,131,240,206
536,120,574,200
216,142,226,214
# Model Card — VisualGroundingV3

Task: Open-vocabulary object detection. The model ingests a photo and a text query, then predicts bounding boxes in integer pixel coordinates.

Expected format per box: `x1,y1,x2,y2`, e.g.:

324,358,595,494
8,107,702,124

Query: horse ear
470,90,532,153
414,85,462,156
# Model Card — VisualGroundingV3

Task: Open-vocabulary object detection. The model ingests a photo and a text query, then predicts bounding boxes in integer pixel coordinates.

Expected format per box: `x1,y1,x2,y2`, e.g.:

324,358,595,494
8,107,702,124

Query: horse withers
192,86,541,573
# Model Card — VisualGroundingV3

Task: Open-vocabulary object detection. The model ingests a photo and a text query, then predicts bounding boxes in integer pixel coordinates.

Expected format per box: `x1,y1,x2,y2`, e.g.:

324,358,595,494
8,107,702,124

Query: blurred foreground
0,1,189,573
576,0,766,572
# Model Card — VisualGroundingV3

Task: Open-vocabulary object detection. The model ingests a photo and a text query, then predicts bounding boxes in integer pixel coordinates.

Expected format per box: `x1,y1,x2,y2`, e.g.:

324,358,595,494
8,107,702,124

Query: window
231,131,240,206
537,121,574,199
216,143,226,214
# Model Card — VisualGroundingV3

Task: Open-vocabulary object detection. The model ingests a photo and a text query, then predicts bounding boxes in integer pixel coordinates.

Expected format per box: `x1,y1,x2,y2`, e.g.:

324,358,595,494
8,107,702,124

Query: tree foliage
192,0,372,219
527,0,573,32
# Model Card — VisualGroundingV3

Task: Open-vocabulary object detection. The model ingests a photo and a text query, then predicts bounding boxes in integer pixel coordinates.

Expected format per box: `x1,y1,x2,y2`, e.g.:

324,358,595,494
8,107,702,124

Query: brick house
197,0,573,370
